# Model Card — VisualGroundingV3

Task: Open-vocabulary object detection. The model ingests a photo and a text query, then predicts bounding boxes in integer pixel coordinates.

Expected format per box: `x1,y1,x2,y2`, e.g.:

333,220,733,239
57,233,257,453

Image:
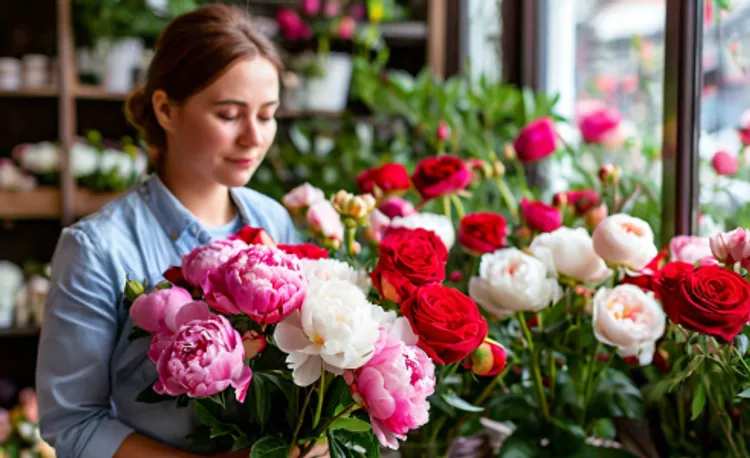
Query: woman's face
164,56,280,188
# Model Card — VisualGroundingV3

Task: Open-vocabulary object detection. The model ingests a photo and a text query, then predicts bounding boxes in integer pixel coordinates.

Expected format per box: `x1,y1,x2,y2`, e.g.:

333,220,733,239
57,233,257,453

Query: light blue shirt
36,175,299,458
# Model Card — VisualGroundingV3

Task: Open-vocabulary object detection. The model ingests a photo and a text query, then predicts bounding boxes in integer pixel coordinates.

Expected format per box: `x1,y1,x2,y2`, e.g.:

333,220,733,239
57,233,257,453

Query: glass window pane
465,0,502,83
698,1,750,236
542,0,666,241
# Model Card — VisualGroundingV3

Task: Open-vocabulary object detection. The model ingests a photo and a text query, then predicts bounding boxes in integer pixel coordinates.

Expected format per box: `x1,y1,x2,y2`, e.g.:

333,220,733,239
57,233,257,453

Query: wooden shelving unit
0,188,123,220
0,87,59,98
0,327,41,338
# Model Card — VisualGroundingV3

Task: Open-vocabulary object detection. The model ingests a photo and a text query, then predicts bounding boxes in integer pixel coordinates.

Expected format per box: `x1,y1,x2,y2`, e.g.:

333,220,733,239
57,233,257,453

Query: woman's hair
125,3,283,155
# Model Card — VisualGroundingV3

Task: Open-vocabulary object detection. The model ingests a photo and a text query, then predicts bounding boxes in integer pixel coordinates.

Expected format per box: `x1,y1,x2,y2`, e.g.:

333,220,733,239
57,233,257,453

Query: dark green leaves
250,437,288,458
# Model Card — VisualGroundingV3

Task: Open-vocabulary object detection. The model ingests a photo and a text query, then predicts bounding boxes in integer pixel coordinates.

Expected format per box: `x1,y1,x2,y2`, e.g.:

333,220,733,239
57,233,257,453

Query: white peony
70,143,100,177
592,214,658,271
300,258,372,292
389,212,455,250
99,148,134,179
592,285,665,365
274,279,381,386
17,142,59,174
468,248,562,318
530,227,612,284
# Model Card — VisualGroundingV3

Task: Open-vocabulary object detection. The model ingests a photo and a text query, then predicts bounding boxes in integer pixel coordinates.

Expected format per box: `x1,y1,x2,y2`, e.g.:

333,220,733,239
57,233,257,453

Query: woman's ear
152,89,177,133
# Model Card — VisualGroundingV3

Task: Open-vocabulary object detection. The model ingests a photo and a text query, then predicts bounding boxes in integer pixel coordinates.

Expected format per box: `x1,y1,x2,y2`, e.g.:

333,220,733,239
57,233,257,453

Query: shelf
380,21,427,41
75,85,128,101
0,87,59,98
0,327,40,337
0,187,123,220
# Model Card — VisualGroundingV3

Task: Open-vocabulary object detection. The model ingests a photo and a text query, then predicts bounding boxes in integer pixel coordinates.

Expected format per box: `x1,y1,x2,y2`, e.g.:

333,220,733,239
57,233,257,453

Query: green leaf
590,418,617,440
194,401,220,427
498,432,539,458
692,382,706,421
441,392,484,412
250,437,288,458
329,417,372,433
250,374,271,429
325,376,355,418
588,369,644,420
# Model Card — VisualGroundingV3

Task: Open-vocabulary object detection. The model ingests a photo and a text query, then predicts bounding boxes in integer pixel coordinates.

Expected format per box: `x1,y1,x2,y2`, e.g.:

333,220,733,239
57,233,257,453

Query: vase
102,37,144,93
304,52,353,112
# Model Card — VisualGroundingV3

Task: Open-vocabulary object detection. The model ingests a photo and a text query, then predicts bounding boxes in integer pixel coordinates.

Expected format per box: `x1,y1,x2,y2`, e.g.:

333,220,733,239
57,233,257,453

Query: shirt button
190,227,198,236
171,232,178,240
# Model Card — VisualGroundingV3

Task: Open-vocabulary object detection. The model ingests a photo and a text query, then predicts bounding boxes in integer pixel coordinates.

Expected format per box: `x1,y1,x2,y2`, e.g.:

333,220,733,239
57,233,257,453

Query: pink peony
306,200,345,242
669,235,714,265
204,245,307,325
344,329,435,450
150,308,252,403
712,150,739,176
276,8,312,41
300,0,320,15
577,101,622,145
513,117,557,163
181,239,247,291
129,286,194,334
710,228,750,269
379,197,416,219
282,182,325,213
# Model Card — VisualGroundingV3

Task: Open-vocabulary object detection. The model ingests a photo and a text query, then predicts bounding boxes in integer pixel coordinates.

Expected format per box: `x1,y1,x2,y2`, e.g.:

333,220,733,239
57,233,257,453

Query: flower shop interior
3,0,750,457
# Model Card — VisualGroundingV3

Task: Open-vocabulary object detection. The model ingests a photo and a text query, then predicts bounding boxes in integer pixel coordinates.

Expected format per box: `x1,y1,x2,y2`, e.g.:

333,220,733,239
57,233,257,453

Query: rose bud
437,121,450,141
598,164,620,184
464,339,507,377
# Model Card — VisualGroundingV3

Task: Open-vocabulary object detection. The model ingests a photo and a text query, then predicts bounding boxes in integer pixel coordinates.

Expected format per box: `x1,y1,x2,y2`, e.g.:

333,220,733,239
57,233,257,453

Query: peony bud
437,121,450,141
503,144,516,161
712,150,739,176
125,279,146,302
332,190,377,225
584,203,609,229
552,192,568,207
492,160,505,178
242,330,267,360
449,270,464,282
464,339,507,377
598,164,620,184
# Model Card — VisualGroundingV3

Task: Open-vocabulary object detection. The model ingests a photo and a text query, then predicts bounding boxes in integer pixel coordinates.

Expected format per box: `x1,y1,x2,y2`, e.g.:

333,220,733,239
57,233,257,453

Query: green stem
300,404,359,458
450,194,465,219
580,342,602,425
475,364,510,407
495,177,518,220
704,376,742,458
312,371,326,429
442,195,452,222
290,387,316,453
345,226,357,258
548,349,557,405
517,312,549,419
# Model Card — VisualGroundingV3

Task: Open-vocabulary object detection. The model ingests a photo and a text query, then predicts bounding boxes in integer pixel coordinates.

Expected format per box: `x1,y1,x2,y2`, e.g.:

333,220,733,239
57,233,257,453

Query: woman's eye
218,113,240,121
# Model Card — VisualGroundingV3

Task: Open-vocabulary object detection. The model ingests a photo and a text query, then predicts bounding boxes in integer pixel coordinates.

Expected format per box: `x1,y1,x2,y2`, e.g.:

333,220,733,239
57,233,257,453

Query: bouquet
0,389,56,458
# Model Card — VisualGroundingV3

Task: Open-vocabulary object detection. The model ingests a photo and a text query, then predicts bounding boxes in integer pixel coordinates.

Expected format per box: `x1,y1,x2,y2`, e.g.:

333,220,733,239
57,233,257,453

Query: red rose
278,243,329,260
674,265,750,342
520,198,562,233
513,117,557,163
230,226,276,247
411,155,471,201
371,228,448,303
355,163,411,195
620,249,668,292
458,212,508,255
652,261,694,320
401,284,488,364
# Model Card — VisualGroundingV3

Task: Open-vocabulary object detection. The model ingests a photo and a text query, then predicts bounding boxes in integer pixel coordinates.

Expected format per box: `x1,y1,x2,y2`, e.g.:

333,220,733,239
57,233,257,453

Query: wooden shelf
0,87,59,98
75,85,128,101
0,327,40,337
0,187,123,220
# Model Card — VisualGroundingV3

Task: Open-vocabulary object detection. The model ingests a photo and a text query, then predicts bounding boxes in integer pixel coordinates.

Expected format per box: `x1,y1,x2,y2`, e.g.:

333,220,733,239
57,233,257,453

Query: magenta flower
181,239,247,291
344,329,436,450
149,307,252,402
129,286,193,334
204,245,308,325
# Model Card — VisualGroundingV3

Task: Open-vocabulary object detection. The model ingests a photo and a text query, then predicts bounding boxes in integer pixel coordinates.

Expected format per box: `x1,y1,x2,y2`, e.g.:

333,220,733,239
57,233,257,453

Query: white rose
99,149,133,179
592,214,658,271
468,248,562,318
282,182,325,212
530,227,612,284
71,143,100,177
18,142,59,174
300,258,371,292
389,212,455,250
592,284,665,365
274,279,380,386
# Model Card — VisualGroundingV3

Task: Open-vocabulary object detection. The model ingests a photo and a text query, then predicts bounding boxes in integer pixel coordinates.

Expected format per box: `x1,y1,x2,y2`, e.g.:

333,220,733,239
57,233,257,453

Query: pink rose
150,310,252,403
739,110,750,147
129,286,194,334
337,16,355,40
712,150,739,176
204,245,308,325
276,8,312,41
577,101,622,145
669,235,714,265
379,197,416,219
181,239,247,291
520,198,562,233
513,117,557,163
300,0,320,15
344,329,436,450
306,200,344,242
710,228,750,269
282,182,325,213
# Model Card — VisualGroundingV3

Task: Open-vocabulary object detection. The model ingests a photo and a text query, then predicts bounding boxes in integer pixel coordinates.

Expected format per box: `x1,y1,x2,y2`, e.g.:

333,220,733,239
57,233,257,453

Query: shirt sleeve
36,227,135,458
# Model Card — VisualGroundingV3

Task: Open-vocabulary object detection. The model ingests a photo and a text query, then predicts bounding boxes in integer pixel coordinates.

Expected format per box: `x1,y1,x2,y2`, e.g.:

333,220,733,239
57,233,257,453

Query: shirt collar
139,174,251,241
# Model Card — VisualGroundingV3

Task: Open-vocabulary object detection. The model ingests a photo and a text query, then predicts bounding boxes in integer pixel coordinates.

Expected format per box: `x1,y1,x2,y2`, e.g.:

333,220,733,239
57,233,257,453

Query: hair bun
125,87,150,131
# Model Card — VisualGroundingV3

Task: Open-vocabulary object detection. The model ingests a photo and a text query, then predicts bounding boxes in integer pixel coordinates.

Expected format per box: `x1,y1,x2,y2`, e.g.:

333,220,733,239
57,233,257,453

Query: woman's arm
114,433,205,458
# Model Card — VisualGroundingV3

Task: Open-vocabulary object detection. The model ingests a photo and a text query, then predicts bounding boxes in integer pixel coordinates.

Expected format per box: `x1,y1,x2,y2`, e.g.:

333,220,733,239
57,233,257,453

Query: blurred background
1,1,750,456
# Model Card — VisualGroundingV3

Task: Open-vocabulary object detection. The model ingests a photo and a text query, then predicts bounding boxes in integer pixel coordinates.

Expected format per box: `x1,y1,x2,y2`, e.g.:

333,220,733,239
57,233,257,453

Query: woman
36,5,316,458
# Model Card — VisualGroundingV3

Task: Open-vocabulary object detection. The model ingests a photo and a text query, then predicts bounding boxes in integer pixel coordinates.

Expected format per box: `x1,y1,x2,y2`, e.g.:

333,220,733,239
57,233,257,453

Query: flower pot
102,37,144,93
304,52,353,112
